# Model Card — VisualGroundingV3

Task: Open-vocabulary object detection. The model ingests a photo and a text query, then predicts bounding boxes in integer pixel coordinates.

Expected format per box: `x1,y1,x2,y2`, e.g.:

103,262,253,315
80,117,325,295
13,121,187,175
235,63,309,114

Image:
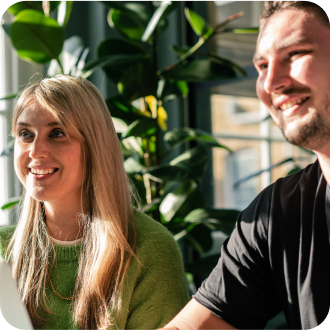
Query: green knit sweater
0,211,190,329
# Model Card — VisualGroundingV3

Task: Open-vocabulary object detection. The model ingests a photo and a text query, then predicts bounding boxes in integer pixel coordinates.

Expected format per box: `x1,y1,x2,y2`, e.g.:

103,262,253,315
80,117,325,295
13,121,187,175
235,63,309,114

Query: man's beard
280,110,330,150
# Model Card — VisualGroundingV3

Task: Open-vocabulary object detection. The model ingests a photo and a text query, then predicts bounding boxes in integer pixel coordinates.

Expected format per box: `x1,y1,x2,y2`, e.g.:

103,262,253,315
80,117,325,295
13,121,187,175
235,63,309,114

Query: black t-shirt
194,160,330,329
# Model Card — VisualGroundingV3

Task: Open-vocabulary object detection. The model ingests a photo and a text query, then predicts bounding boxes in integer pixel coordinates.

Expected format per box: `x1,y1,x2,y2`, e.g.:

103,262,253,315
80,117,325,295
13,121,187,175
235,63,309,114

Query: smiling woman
0,75,189,330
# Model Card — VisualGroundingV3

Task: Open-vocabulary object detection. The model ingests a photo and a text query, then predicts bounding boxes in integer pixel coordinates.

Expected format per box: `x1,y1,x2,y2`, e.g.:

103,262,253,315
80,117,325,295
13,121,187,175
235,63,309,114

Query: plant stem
159,11,244,78
56,57,64,74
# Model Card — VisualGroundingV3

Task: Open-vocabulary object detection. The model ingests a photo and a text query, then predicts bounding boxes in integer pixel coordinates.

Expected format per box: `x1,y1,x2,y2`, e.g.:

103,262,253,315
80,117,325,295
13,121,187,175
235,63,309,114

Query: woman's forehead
16,106,58,126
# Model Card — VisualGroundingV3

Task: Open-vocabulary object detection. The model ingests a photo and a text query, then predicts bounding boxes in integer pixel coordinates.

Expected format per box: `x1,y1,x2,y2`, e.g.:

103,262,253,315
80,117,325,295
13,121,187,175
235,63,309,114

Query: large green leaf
100,1,134,12
97,38,148,83
185,254,220,277
48,35,84,76
167,59,237,82
1,196,21,210
184,208,239,235
157,79,189,103
164,128,231,152
82,53,148,79
121,137,144,157
112,117,128,134
143,164,192,182
152,1,178,17
183,223,213,254
0,93,18,101
106,95,148,124
207,52,246,77
124,157,145,174
141,0,172,42
10,10,64,63
128,174,147,206
170,44,191,56
169,45,246,77
57,1,74,27
2,23,11,37
118,60,158,102
184,8,213,38
108,6,148,41
169,146,209,181
124,118,157,138
160,180,197,222
223,27,259,34
7,2,43,15
7,0,61,16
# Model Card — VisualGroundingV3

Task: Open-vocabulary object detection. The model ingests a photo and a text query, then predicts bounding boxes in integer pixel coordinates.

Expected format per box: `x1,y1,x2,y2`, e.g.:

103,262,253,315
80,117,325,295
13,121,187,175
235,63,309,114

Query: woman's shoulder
133,210,181,257
0,225,16,257
133,210,175,243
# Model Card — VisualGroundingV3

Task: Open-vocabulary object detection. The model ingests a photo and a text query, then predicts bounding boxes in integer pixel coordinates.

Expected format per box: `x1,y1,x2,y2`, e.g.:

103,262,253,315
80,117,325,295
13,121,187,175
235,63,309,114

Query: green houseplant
1,1,259,286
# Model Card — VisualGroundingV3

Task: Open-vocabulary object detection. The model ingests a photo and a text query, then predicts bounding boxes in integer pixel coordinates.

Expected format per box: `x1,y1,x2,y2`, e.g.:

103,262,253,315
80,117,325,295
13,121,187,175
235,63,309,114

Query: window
0,11,43,226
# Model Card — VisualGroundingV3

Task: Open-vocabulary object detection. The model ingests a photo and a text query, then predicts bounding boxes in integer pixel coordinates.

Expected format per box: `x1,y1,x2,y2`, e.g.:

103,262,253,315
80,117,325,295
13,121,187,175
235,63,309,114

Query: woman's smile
28,167,59,181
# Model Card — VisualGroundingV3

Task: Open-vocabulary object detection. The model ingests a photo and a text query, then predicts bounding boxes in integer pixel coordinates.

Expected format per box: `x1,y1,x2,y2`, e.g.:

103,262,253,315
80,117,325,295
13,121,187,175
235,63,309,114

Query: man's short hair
260,1,329,28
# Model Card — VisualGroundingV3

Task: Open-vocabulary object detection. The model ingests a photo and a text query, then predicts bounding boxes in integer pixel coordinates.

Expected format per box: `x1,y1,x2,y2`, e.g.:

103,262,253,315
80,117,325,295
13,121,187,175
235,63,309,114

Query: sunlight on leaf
157,106,168,131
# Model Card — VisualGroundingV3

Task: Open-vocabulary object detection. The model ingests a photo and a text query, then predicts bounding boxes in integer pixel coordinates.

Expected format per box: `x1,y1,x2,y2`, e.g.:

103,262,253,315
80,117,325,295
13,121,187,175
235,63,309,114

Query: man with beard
159,2,330,329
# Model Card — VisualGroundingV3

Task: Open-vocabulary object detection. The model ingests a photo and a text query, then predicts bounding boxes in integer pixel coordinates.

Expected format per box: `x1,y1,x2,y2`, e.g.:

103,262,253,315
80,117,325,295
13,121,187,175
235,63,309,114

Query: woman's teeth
31,168,56,175
280,97,309,110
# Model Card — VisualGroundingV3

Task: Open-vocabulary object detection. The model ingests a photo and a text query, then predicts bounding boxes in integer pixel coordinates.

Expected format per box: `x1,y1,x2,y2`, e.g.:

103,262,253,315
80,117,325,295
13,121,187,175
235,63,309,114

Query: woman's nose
29,137,50,159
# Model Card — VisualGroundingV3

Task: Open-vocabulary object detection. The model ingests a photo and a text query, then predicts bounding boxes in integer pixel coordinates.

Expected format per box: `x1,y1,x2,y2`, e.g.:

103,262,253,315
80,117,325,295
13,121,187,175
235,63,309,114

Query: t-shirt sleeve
193,187,282,329
125,213,190,329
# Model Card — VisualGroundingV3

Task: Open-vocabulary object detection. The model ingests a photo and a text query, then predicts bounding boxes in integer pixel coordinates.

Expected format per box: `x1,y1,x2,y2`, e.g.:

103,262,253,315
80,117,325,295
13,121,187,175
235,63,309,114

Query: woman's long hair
6,75,137,329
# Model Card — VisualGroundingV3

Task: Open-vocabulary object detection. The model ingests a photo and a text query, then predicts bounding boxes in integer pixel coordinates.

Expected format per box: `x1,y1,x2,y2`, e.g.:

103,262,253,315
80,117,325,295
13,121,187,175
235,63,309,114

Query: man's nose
264,60,291,94
29,137,49,159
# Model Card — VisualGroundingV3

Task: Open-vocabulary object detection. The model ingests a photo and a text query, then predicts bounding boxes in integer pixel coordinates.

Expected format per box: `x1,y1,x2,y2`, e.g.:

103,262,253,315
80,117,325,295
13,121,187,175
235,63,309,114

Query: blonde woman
0,75,189,330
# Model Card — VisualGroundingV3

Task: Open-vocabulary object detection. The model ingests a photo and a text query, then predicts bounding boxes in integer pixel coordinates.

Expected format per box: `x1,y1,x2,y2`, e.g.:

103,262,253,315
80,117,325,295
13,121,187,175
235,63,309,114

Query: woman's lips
28,168,59,181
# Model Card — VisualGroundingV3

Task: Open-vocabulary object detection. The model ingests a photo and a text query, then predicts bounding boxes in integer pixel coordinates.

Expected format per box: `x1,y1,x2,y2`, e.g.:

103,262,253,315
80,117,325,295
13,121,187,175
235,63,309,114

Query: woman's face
14,105,84,206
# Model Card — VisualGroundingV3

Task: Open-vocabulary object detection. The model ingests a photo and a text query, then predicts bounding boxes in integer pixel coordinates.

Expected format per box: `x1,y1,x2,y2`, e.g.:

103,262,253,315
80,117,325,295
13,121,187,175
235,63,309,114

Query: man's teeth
280,97,308,110
31,168,55,175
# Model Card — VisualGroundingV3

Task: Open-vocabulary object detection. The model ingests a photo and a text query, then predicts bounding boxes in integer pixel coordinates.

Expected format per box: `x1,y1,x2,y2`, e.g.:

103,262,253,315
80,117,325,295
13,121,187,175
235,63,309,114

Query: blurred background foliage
0,0,263,291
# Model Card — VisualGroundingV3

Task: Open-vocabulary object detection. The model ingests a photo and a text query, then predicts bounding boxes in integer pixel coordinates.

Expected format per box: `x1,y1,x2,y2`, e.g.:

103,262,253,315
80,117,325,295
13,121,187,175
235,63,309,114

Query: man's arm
160,298,237,330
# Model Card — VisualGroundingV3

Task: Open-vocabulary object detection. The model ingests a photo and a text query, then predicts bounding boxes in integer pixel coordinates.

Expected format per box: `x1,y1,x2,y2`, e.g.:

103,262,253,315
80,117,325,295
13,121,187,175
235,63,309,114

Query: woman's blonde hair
6,75,137,329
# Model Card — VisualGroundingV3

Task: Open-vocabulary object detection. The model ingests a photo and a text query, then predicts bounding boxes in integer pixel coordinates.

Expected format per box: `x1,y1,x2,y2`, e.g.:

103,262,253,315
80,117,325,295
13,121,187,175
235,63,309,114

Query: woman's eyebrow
16,121,60,127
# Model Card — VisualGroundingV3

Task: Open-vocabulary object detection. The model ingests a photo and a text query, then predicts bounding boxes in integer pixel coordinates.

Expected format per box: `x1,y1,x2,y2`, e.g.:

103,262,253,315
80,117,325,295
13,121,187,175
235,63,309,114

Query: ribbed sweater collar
53,244,81,262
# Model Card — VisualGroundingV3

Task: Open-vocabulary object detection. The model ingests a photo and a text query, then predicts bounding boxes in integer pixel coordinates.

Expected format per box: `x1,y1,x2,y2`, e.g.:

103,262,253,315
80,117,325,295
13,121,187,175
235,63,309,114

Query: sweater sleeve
125,212,190,329
0,226,16,259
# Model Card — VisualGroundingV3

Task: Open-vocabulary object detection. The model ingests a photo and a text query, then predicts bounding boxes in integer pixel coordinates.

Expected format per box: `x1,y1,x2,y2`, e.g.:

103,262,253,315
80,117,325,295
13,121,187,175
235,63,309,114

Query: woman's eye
50,130,65,138
18,130,32,139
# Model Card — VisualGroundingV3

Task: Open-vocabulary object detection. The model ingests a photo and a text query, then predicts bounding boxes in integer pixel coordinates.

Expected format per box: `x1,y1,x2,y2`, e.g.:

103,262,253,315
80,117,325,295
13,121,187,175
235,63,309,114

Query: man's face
254,9,330,151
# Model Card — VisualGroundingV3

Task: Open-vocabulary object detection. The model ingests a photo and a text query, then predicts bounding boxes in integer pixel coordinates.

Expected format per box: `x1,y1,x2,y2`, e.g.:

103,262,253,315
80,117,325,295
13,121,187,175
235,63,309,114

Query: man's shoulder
256,160,321,202
241,161,321,229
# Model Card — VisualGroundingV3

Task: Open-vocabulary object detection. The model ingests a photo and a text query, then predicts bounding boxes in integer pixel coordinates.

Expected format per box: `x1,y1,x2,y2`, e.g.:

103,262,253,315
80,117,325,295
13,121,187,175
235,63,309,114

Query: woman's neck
44,202,84,241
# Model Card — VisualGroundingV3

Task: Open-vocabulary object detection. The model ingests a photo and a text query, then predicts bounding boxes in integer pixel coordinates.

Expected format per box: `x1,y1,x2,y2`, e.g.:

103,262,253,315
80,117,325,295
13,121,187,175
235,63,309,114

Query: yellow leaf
145,95,157,118
157,106,168,131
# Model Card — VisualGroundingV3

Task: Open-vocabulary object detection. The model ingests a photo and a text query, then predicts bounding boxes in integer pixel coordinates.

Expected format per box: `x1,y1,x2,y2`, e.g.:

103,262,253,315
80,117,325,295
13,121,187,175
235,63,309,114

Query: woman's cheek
14,148,27,185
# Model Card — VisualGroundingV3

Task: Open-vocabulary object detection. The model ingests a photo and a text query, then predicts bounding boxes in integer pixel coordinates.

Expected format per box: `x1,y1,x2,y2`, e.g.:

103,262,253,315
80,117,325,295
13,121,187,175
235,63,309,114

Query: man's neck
314,151,330,185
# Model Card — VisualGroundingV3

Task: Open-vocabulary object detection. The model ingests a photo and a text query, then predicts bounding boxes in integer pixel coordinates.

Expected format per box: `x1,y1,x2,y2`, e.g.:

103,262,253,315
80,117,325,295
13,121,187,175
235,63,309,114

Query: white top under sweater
49,236,83,246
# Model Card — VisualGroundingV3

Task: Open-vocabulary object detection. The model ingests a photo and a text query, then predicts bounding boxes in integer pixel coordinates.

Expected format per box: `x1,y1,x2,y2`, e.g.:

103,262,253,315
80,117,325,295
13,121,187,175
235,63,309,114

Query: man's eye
258,63,268,70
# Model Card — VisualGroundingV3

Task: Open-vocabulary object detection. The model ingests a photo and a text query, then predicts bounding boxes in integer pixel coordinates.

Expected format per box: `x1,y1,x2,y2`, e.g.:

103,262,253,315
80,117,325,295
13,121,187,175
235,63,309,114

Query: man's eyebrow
16,121,60,127
253,37,313,63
